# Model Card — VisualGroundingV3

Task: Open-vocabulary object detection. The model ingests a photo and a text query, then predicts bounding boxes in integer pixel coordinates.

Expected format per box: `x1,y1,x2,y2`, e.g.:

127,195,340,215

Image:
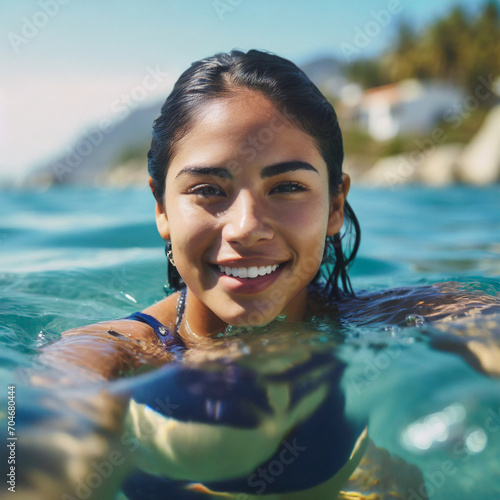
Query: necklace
174,287,187,336
174,288,244,341
174,287,304,342
175,288,210,343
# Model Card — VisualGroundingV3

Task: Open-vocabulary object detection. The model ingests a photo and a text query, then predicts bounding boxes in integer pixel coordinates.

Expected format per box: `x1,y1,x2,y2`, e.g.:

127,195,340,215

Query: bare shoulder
38,294,182,383
62,318,157,342
62,290,181,342
142,290,181,327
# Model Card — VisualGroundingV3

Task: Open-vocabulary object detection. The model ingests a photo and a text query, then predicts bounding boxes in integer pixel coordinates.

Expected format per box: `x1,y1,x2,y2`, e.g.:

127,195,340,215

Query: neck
176,287,310,344
178,290,228,342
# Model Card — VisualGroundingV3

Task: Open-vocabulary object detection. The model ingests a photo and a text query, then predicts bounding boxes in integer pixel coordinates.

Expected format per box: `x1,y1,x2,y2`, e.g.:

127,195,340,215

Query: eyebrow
175,161,318,180
261,161,318,178
175,166,232,179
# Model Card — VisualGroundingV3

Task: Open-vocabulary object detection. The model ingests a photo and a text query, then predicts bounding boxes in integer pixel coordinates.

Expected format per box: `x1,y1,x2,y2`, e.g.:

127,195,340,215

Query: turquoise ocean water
1,185,500,499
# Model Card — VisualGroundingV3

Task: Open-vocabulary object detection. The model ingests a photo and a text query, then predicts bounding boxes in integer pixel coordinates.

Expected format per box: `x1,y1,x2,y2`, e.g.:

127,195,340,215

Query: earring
165,243,176,267
164,242,183,295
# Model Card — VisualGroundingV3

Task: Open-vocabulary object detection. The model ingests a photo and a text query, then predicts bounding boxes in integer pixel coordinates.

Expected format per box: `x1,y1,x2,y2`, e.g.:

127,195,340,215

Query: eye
270,182,307,194
187,184,226,198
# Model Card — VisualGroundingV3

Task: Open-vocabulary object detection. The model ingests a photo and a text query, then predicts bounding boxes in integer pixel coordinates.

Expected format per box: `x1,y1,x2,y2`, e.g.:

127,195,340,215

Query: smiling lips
215,262,284,294
217,264,280,279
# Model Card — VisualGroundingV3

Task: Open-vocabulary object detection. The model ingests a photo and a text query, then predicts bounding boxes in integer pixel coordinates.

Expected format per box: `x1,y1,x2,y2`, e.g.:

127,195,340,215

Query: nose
221,190,274,247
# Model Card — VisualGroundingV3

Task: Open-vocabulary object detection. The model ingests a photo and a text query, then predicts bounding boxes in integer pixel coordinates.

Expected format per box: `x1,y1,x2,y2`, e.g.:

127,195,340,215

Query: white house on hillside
342,80,464,141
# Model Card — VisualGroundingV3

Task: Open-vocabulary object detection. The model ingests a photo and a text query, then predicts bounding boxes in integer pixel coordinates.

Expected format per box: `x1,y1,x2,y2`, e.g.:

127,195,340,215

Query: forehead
194,91,284,133
169,90,322,169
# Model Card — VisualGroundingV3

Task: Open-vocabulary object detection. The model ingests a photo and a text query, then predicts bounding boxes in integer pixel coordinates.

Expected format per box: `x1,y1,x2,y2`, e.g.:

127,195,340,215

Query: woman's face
154,90,349,332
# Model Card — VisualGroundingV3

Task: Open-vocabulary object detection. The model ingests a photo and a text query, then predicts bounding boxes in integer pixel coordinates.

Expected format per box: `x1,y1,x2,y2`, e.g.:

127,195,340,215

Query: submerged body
30,282,499,499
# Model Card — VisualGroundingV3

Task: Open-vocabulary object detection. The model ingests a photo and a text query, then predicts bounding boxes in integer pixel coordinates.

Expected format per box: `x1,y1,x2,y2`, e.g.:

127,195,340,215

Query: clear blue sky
0,0,490,182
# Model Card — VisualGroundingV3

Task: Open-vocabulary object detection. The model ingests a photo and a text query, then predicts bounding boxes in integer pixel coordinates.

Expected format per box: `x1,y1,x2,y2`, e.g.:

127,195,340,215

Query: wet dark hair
148,49,360,299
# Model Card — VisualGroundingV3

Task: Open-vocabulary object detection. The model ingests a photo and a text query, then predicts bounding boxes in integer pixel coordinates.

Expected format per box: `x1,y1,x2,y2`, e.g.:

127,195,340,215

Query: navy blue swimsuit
124,311,186,355
120,303,366,499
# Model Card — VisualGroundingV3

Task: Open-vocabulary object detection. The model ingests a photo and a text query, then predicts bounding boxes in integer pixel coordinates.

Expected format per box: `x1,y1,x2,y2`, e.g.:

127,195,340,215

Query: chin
221,308,278,328
217,293,290,328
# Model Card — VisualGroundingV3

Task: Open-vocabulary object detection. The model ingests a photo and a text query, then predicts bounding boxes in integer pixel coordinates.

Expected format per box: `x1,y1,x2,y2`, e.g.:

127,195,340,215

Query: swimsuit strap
123,288,187,352
124,311,172,340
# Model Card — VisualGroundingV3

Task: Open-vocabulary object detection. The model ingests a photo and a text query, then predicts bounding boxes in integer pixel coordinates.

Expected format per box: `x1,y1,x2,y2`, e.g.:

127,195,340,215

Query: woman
35,49,498,499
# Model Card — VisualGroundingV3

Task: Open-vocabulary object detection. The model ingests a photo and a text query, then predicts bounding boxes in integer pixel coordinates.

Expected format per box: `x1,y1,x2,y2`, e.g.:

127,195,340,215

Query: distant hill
300,56,347,98
28,100,163,187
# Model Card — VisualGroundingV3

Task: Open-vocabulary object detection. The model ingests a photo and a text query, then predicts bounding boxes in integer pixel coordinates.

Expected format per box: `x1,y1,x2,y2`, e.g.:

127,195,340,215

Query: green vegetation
344,1,500,103
341,125,419,167
111,143,149,170
338,2,499,168
342,107,490,167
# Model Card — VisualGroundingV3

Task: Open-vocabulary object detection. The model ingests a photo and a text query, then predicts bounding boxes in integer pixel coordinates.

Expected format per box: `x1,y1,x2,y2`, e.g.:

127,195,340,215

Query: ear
149,177,170,240
327,173,351,237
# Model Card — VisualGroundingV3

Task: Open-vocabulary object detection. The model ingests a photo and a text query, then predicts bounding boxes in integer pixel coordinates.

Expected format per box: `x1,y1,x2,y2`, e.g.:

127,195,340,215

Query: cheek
169,218,215,291
169,213,219,272
283,198,329,237
296,236,326,279
288,200,329,264
168,201,211,243
172,220,214,253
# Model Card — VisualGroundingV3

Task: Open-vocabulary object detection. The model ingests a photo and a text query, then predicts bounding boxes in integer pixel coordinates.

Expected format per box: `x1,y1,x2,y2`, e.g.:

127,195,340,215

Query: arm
339,281,500,377
339,282,500,325
16,320,174,499
33,320,173,384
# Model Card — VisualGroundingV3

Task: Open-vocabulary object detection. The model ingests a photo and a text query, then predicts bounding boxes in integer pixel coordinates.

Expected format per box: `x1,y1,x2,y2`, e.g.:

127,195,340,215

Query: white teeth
248,267,259,278
217,264,280,279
